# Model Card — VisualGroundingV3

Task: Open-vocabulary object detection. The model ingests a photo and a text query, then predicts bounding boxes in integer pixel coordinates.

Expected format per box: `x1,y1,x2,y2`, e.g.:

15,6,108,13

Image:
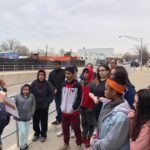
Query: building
78,48,114,65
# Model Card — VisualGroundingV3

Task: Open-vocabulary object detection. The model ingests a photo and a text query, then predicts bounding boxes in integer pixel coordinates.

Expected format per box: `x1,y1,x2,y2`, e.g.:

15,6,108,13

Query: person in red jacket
80,67,95,148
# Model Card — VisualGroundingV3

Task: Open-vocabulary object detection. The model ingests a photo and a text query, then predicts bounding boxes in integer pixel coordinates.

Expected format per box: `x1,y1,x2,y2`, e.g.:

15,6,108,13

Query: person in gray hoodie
15,84,35,150
90,72,130,150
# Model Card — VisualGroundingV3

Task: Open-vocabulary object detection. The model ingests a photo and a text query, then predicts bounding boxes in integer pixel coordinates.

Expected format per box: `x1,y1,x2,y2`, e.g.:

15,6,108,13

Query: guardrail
0,65,70,71
1,95,56,147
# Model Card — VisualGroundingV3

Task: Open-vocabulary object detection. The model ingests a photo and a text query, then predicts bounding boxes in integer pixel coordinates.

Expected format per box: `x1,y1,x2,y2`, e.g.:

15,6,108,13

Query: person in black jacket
48,60,65,125
31,70,54,142
0,79,10,150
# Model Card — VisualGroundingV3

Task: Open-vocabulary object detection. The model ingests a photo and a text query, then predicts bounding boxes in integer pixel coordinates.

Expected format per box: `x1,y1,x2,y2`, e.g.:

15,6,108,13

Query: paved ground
3,66,150,150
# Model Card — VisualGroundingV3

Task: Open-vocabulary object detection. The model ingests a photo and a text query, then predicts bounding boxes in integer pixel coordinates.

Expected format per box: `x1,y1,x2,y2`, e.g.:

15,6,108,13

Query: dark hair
73,66,78,72
94,64,110,86
65,66,75,74
86,63,93,69
113,66,131,85
21,84,31,95
132,89,150,141
37,69,46,79
54,60,61,65
109,66,127,96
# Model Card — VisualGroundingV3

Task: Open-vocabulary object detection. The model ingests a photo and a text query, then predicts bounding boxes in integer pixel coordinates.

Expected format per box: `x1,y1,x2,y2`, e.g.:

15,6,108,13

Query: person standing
59,66,83,150
129,89,150,150
48,60,65,125
31,70,54,142
90,75,130,150
110,66,136,109
89,65,110,122
0,80,10,150
80,67,95,148
14,84,35,150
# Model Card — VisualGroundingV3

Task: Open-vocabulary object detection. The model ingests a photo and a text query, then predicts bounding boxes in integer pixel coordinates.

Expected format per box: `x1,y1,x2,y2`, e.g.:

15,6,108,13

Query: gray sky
0,0,150,53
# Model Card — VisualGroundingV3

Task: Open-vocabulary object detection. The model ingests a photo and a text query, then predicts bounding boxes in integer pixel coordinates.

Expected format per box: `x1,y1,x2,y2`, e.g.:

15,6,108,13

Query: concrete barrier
0,70,50,87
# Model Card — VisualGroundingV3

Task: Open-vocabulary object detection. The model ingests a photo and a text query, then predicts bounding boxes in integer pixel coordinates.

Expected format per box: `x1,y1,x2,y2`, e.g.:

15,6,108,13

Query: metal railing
0,65,71,71
1,95,56,147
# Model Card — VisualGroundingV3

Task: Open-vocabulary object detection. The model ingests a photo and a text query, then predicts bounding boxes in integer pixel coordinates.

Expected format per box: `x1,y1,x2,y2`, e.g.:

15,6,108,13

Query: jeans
55,95,62,122
80,107,95,138
17,121,30,147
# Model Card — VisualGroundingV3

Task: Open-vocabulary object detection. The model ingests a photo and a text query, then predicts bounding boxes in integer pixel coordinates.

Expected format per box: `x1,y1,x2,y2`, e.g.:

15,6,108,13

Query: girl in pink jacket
129,89,150,150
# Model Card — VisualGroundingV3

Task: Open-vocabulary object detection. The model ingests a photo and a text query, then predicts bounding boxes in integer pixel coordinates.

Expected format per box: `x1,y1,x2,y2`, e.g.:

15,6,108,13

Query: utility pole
45,44,48,68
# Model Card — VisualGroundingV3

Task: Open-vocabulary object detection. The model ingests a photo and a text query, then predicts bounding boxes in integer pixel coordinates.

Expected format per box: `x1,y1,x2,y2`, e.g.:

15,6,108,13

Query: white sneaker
70,129,75,138
57,129,63,137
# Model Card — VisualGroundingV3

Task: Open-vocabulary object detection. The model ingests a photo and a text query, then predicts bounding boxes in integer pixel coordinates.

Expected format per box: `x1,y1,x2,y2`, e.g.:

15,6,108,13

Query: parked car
130,60,139,67
146,60,150,67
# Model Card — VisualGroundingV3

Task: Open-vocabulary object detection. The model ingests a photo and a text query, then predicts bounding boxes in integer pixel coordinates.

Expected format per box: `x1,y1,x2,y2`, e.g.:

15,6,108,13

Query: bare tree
136,45,149,64
0,38,20,51
0,38,30,56
122,52,132,62
15,45,30,56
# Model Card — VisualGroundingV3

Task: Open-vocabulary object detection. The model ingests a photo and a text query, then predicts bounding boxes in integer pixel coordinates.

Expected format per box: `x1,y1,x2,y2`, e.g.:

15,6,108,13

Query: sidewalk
7,111,92,150
6,67,150,150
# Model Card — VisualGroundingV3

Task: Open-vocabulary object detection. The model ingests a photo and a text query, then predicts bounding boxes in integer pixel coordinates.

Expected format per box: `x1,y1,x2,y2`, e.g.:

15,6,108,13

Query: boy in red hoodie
80,67,95,148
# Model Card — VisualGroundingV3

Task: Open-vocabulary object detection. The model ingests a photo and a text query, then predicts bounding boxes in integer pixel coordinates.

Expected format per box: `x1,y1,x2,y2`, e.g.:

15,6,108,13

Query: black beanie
65,66,75,74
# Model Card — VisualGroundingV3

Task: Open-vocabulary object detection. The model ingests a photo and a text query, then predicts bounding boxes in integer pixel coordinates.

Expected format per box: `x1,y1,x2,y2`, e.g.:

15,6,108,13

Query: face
110,69,116,79
38,72,45,81
65,71,74,81
54,63,60,70
133,94,138,110
86,64,93,69
73,70,77,78
99,66,108,79
110,60,116,69
22,86,30,96
105,83,112,100
83,70,89,80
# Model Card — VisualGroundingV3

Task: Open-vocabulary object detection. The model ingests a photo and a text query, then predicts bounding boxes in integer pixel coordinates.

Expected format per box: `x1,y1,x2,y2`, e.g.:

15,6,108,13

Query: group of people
0,60,150,150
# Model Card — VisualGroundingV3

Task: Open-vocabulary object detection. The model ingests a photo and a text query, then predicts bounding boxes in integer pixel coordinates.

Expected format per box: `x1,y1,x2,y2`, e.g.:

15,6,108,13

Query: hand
93,97,100,104
128,110,135,118
90,134,97,145
0,91,5,103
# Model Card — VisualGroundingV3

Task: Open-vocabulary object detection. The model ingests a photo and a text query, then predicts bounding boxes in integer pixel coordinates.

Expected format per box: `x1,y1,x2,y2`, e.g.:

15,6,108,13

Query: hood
83,67,93,82
37,69,46,80
113,100,130,115
20,84,31,97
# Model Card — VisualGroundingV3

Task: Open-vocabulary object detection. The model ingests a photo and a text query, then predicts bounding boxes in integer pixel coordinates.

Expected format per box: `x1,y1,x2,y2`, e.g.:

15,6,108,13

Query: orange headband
107,79,126,94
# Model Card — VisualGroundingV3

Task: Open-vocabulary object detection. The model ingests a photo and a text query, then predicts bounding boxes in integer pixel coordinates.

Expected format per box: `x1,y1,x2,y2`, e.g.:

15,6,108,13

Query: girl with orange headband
90,72,130,150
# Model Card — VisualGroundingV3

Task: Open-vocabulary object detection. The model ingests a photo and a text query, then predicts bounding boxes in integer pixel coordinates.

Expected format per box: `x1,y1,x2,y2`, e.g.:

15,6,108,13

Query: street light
119,35,143,71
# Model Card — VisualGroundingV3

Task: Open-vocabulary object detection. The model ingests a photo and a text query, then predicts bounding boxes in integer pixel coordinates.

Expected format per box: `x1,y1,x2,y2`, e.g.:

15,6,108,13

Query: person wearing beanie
31,70,54,142
59,66,83,150
48,60,65,125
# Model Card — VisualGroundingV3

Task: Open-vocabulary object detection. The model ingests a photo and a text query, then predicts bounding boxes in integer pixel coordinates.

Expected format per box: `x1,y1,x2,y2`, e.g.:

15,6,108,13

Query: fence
0,65,70,71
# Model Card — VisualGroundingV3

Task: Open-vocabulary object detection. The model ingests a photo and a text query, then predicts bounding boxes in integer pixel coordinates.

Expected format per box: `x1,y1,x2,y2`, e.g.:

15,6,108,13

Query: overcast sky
0,0,150,53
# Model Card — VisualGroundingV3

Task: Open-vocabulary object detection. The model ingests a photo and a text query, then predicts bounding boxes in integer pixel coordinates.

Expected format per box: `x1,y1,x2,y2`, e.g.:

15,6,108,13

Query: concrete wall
0,70,50,87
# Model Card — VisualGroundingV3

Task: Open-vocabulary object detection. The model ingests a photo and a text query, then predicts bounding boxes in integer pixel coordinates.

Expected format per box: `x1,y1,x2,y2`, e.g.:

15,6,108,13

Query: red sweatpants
62,114,82,145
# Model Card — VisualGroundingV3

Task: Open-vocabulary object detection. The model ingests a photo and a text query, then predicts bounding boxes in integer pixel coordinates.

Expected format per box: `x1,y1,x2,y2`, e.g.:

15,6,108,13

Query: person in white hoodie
90,71,130,150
